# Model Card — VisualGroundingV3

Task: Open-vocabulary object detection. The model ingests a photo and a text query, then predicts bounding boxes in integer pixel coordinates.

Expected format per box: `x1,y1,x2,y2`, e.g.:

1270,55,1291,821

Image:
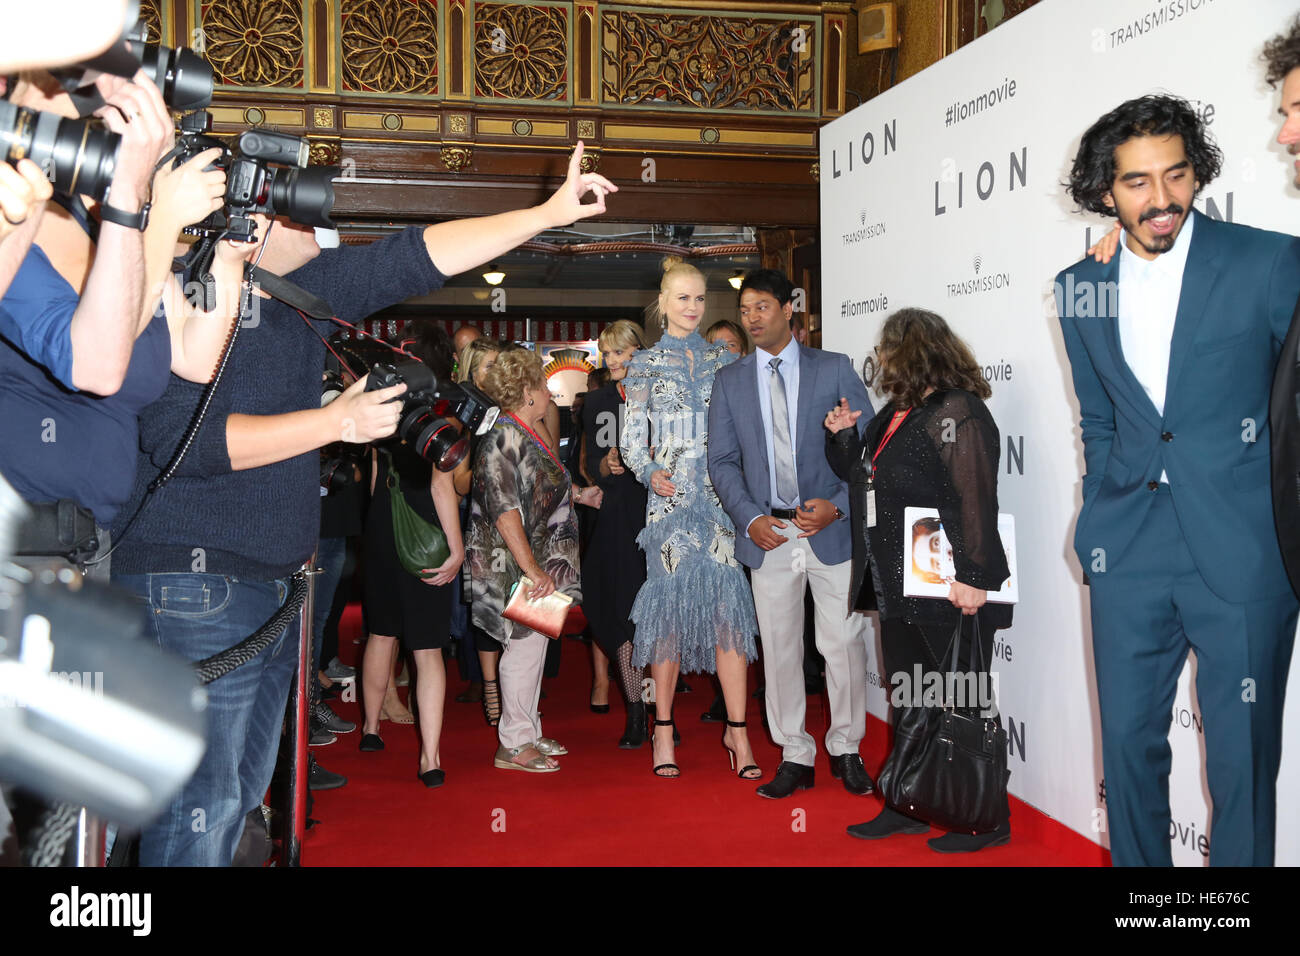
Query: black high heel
481,678,501,727
723,719,760,780
652,718,680,777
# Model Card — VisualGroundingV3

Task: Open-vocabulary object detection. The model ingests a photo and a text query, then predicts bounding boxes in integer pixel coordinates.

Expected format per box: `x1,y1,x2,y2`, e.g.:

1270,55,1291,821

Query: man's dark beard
1117,203,1186,256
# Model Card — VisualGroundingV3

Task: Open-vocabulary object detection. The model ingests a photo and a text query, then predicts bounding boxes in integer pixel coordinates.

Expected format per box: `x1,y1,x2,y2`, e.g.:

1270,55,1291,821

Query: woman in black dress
358,326,465,789
581,320,650,748
825,308,1012,853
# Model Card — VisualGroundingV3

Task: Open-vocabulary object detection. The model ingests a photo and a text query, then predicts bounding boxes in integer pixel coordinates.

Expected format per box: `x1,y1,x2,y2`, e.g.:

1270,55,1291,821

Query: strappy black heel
652,718,680,777
482,678,501,727
723,719,760,780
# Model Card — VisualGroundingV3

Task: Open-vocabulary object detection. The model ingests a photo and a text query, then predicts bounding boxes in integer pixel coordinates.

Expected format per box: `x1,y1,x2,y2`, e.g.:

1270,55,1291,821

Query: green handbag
384,451,450,579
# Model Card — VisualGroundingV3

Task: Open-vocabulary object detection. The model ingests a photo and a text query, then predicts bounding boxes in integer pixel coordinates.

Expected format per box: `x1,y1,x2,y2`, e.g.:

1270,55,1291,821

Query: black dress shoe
359,733,384,752
846,806,929,840
829,754,875,795
755,761,814,799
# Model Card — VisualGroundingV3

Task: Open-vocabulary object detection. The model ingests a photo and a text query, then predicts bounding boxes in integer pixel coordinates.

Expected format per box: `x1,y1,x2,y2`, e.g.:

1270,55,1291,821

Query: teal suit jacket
1056,210,1300,603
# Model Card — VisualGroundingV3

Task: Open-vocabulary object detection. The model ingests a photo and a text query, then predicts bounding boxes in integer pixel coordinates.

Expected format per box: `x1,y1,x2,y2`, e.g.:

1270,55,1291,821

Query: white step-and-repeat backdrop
820,0,1300,865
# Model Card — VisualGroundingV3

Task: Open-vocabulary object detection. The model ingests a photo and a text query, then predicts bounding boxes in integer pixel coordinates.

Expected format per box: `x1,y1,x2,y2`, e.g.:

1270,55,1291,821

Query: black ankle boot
619,701,648,749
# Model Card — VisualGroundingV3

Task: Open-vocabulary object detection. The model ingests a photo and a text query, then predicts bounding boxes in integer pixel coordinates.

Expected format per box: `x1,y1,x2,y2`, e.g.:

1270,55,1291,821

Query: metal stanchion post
282,558,316,867
73,809,105,867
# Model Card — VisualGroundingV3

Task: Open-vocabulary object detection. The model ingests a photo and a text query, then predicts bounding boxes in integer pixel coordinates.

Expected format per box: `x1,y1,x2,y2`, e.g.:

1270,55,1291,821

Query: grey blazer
707,344,873,570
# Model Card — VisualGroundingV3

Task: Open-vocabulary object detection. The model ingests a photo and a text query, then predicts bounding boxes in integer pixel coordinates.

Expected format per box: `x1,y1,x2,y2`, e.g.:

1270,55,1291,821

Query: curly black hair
1263,14,1300,88
1066,95,1223,217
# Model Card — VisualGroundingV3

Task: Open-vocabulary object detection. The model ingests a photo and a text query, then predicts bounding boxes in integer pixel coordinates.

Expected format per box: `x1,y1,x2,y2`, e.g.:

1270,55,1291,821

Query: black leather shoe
418,769,446,789
927,819,1010,853
846,806,929,839
755,761,814,799
359,733,384,752
829,754,875,795
619,701,647,749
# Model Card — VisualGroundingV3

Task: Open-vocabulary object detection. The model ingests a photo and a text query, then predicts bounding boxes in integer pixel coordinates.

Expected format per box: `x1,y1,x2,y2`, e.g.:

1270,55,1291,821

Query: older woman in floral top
466,348,594,772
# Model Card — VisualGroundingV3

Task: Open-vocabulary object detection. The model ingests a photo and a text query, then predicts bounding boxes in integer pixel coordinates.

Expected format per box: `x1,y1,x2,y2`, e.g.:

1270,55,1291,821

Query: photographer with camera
0,67,258,578
109,141,615,866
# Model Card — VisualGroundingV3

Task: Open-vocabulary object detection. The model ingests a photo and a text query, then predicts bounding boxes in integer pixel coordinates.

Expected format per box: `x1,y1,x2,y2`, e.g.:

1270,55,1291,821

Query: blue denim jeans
114,572,299,867
312,537,348,675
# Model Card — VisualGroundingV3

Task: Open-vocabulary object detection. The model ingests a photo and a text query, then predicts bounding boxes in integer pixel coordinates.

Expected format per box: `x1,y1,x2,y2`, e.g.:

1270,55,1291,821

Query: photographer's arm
67,76,172,393
159,243,254,383
224,376,406,471
420,142,616,277
142,148,227,337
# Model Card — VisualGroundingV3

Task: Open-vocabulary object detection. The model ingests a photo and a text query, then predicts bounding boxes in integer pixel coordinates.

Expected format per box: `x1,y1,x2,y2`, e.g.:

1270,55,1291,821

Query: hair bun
661,255,684,273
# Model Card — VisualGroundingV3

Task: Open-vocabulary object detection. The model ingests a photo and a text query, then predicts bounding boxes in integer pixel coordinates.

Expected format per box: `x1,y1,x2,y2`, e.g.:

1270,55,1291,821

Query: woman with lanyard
824,307,1013,853
465,347,598,772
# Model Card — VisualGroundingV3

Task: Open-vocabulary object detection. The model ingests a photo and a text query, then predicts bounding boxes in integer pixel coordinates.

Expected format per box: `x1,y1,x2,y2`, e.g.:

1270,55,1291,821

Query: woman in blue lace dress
620,258,760,779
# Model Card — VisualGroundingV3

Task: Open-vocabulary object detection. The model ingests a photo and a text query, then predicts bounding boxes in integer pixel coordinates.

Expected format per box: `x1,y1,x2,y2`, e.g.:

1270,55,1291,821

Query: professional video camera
365,360,500,472
171,114,339,244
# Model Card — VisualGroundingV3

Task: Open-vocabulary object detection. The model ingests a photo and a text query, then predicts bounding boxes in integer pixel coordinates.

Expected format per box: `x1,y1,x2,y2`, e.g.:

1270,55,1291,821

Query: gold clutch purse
502,575,574,639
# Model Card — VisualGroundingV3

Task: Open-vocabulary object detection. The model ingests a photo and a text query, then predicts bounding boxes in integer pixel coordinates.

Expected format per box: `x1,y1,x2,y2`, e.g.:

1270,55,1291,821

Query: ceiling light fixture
482,264,506,286
728,270,745,291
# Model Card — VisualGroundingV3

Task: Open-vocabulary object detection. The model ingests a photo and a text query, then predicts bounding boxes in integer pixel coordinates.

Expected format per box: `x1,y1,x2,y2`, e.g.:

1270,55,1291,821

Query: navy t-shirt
0,244,171,524
111,225,446,580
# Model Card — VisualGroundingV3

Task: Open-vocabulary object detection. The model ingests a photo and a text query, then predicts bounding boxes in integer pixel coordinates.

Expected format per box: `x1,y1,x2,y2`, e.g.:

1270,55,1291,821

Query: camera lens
137,44,214,112
401,407,469,472
0,102,120,202
268,164,338,228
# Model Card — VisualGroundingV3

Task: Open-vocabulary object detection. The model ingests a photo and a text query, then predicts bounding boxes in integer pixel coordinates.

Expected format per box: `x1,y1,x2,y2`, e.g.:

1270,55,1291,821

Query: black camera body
173,114,339,243
365,360,500,472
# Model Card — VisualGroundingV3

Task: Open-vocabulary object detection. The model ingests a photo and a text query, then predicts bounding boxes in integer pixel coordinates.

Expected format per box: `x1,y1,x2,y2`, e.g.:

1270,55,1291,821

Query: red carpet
304,605,1108,867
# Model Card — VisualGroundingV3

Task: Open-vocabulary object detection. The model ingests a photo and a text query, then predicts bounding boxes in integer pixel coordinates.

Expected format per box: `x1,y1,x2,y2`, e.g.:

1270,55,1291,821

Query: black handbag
876,615,1008,834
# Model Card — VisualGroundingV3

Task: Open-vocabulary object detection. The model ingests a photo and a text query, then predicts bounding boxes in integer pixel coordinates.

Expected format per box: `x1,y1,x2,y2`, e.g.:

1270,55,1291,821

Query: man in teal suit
1056,95,1300,866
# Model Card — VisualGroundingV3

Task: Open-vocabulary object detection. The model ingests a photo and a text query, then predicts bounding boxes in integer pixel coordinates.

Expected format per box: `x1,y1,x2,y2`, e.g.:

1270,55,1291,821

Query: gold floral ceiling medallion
202,0,305,89
341,0,439,95
475,4,568,101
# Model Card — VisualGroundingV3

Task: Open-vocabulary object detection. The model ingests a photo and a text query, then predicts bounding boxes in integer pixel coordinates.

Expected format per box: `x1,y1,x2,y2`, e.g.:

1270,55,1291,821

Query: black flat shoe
756,761,814,799
927,820,1010,853
846,806,929,840
418,769,446,789
590,701,610,714
829,753,875,795
359,733,384,752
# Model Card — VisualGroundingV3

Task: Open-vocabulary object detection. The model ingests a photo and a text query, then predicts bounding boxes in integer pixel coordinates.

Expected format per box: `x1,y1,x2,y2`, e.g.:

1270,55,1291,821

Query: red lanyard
506,413,563,470
871,408,911,465
617,382,626,402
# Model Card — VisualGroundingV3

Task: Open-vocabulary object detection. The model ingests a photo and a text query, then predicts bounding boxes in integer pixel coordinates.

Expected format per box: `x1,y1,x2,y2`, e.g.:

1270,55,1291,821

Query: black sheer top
827,388,1012,630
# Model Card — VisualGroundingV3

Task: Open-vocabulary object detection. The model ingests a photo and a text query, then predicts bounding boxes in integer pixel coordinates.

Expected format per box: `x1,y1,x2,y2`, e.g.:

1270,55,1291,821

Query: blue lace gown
619,329,758,673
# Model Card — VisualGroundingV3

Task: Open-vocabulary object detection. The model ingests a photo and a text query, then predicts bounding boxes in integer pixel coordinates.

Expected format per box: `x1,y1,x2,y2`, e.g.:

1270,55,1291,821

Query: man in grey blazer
708,269,876,798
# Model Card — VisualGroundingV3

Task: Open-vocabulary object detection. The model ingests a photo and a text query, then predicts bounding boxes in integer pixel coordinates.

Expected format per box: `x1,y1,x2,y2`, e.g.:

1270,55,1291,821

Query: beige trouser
497,626,548,749
751,536,868,767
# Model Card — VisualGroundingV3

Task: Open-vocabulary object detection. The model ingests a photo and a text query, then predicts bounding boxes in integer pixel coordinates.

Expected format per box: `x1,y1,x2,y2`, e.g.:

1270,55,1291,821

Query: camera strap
246,264,336,320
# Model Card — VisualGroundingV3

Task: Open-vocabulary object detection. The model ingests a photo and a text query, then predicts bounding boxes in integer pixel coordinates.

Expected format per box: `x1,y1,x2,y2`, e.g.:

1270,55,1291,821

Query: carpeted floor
303,606,1108,867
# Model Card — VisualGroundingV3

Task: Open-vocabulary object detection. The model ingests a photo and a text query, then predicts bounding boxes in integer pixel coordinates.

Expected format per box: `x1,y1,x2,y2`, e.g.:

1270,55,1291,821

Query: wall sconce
482,264,506,286
728,270,744,291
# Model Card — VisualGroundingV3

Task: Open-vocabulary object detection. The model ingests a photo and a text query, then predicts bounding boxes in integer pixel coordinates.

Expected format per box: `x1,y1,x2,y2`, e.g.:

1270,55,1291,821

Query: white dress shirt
1117,213,1194,483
